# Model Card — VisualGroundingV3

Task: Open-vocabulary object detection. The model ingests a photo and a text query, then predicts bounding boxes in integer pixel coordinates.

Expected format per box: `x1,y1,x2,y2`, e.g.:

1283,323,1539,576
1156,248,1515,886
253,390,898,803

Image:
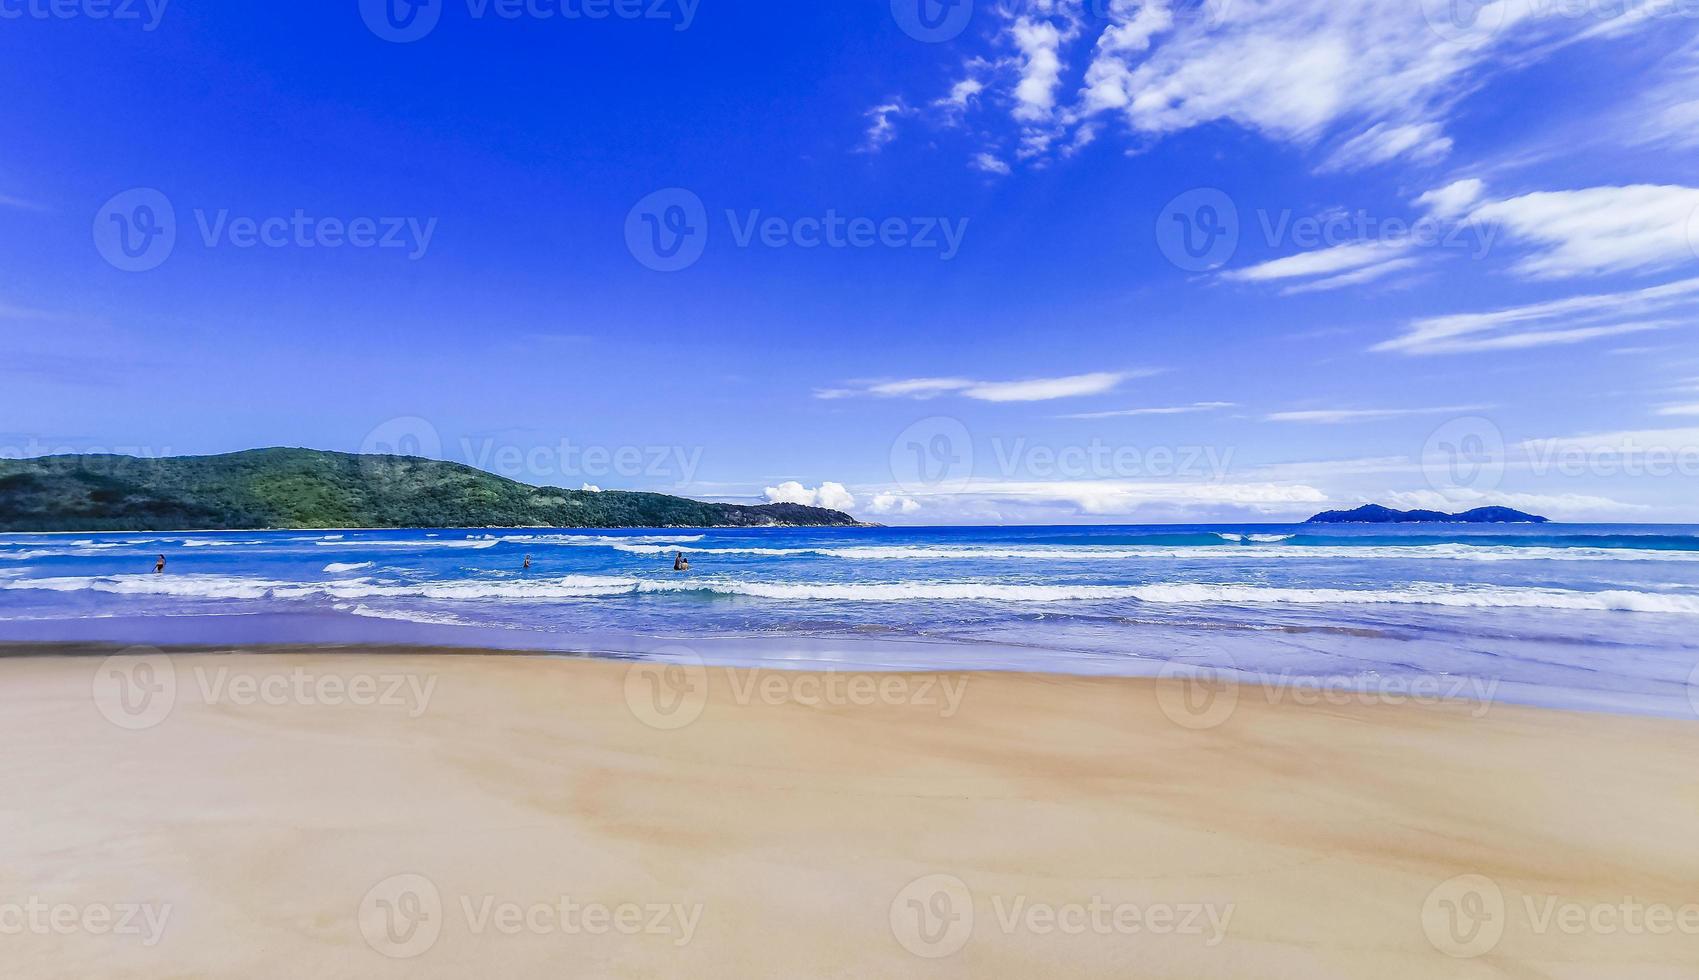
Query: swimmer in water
155,555,166,574
523,555,532,571
674,552,690,572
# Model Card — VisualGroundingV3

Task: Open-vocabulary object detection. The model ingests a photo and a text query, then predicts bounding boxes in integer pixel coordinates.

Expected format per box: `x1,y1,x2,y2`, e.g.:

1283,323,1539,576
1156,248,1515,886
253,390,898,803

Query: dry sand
0,646,1696,978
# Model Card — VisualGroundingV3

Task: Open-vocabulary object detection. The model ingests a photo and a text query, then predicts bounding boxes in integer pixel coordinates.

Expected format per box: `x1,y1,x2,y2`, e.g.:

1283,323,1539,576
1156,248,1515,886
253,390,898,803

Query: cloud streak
818,370,1154,403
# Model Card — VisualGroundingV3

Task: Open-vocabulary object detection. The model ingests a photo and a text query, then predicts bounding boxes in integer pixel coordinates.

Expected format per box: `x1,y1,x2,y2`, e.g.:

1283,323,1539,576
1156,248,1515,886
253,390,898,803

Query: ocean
4,524,1699,717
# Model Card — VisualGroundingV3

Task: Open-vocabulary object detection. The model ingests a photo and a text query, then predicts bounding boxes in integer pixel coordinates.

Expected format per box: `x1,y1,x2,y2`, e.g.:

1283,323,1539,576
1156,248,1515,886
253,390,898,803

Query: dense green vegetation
0,449,864,531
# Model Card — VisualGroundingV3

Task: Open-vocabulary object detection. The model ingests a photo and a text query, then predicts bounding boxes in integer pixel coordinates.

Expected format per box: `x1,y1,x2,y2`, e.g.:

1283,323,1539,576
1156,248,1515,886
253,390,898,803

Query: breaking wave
8,573,1699,614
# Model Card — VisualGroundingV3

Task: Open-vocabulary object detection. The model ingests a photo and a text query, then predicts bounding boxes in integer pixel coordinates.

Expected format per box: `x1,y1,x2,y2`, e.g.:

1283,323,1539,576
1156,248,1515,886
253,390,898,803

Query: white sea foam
591,542,1699,563
495,533,707,547
314,538,500,549
338,603,475,627
323,561,375,573
8,573,1699,614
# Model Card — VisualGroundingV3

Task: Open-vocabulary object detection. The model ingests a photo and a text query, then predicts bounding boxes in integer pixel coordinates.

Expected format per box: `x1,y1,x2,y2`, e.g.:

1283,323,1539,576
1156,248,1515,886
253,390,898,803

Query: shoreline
2,649,1695,977
3,624,1695,722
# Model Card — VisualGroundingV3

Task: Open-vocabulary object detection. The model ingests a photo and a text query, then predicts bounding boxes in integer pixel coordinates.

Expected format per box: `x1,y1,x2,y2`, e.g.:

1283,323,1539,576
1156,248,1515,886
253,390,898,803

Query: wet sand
0,646,1696,978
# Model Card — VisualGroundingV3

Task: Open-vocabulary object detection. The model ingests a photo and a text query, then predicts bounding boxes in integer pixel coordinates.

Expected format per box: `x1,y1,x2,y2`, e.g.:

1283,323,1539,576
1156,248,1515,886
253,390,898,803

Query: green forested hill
0,449,865,532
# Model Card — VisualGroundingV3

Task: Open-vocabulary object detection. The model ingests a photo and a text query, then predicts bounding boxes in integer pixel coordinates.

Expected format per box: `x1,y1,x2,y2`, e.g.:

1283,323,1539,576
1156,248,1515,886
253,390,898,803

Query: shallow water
4,524,1699,717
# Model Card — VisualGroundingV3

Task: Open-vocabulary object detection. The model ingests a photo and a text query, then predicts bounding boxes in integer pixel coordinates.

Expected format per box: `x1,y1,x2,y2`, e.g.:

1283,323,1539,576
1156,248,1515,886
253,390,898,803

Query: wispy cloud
819,370,1154,403
0,194,47,213
1376,276,1699,355
1415,178,1486,219
1222,240,1419,293
1318,121,1452,173
859,101,907,152
1060,401,1235,420
1266,405,1492,424
1468,183,1699,278
897,0,1669,174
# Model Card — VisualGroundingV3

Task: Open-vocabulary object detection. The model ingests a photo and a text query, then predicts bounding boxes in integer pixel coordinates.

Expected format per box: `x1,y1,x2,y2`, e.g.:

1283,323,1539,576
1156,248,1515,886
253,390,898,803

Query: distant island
1306,504,1550,525
0,449,865,532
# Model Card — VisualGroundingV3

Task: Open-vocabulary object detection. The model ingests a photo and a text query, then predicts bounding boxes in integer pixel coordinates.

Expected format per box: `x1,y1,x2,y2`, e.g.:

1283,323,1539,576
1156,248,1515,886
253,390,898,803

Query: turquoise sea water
4,524,1699,716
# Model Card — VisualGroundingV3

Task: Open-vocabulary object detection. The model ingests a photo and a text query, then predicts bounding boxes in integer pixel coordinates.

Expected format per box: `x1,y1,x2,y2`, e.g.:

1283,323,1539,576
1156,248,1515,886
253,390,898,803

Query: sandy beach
1,645,1696,978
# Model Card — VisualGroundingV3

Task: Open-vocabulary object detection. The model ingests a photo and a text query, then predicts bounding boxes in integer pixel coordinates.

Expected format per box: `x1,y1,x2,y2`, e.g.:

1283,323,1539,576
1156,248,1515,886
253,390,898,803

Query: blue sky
3,0,1699,523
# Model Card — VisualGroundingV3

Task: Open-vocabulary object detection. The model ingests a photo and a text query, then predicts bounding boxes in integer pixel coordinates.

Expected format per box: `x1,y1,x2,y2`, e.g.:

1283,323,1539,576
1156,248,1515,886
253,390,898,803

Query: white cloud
1416,178,1486,219
1657,403,1699,416
1266,405,1491,424
973,152,1012,175
580,484,602,493
1469,184,1699,278
1521,425,1699,458
1011,17,1072,122
966,371,1134,402
939,479,1329,516
1376,275,1699,355
1223,239,1419,292
903,0,1670,173
1320,122,1453,172
868,492,922,515
937,77,986,111
820,370,1149,402
1280,256,1423,294
1060,401,1236,419
860,102,907,152
764,481,856,511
